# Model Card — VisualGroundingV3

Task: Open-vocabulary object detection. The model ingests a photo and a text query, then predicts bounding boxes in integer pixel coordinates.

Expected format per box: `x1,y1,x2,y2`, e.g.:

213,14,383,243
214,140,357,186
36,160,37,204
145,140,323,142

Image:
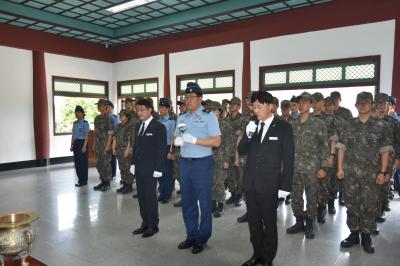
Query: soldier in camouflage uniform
226,97,250,207
373,93,399,226
286,92,330,239
210,101,234,218
330,91,353,206
113,109,134,194
93,99,115,192
311,92,338,223
323,96,346,215
336,92,393,254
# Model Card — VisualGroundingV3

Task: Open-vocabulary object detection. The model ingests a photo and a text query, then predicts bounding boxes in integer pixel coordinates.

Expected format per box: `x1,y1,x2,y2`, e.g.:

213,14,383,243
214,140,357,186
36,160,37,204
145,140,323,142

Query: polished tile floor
0,164,399,266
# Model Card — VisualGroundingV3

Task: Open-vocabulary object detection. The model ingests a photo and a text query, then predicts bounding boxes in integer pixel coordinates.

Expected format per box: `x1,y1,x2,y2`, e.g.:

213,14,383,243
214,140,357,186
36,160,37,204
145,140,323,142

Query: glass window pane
345,64,375,80
289,69,313,83
54,81,81,93
82,84,106,94
265,71,286,85
133,84,145,93
180,79,195,91
146,82,158,92
120,85,132,95
54,96,98,134
197,78,214,89
215,76,233,88
316,67,342,81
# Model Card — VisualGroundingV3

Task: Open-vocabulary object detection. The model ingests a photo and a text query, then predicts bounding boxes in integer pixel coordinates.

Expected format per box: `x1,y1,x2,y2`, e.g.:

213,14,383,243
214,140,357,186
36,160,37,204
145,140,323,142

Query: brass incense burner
0,212,38,266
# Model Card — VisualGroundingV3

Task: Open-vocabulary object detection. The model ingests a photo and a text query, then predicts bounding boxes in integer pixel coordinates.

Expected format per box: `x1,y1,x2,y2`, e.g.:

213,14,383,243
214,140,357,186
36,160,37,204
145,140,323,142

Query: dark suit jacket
238,116,294,194
133,118,167,177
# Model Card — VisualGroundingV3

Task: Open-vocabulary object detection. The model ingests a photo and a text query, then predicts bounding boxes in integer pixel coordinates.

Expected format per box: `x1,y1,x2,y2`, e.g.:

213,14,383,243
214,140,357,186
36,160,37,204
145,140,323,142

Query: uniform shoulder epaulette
202,109,211,113
179,112,187,116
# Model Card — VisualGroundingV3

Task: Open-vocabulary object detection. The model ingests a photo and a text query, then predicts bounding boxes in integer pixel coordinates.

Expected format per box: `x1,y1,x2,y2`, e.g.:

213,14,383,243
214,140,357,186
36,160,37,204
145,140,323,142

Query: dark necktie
258,122,265,142
138,122,145,136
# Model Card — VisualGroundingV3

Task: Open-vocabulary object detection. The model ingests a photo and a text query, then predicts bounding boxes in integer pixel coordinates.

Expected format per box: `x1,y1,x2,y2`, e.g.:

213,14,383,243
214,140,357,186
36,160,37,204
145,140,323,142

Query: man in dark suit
238,91,294,266
132,98,167,238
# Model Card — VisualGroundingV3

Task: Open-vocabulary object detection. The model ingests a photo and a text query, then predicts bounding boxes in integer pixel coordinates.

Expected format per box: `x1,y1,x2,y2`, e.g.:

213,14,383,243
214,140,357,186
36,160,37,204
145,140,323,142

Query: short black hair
330,91,341,100
251,91,273,104
290,95,298,103
136,98,154,110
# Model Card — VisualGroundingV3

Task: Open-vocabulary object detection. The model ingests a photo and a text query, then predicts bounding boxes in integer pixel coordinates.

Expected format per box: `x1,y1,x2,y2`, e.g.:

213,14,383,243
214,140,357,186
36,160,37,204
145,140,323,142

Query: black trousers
136,171,159,229
73,140,88,185
111,154,117,178
245,188,279,262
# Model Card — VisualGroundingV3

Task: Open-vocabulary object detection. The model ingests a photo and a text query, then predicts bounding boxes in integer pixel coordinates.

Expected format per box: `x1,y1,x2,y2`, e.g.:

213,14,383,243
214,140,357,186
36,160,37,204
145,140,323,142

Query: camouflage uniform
114,121,134,185
335,106,353,121
212,118,234,202
94,112,114,182
312,112,339,208
226,112,250,196
290,115,329,220
336,116,393,233
126,109,139,159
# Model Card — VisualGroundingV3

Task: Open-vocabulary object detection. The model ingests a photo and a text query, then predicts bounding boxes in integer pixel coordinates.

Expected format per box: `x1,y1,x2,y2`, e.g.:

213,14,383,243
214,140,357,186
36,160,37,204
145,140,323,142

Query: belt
181,156,211,161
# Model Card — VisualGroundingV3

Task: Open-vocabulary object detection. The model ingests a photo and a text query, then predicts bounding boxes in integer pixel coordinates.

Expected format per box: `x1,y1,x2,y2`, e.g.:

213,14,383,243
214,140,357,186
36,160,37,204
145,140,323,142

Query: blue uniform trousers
180,156,213,244
158,147,174,200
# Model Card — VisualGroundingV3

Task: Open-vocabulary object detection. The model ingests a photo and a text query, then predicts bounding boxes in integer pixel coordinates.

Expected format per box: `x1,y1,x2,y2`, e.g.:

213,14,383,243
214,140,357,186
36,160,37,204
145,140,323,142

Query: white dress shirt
138,116,153,136
257,115,274,143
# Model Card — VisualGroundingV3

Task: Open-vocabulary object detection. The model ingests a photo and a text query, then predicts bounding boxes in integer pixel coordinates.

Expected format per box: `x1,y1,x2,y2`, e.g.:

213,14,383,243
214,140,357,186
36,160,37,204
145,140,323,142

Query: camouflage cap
312,92,324,102
209,101,222,111
356,92,373,103
95,99,108,105
280,100,291,109
119,109,129,117
297,92,313,102
375,93,389,103
222,99,230,105
324,96,334,105
229,97,241,105
125,97,134,103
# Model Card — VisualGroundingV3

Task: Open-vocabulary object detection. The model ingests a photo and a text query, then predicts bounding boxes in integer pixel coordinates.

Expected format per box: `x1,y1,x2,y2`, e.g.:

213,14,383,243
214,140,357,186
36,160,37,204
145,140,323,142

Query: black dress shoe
75,183,86,187
242,255,266,266
237,213,248,223
174,200,182,207
192,242,206,254
178,239,195,249
132,226,148,235
132,193,138,198
157,196,164,202
142,228,159,238
93,182,104,191
161,198,170,204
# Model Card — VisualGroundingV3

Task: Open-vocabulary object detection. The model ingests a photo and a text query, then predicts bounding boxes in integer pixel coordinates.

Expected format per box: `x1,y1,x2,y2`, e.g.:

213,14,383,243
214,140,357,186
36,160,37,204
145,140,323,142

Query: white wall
170,43,243,106
251,20,396,95
113,54,164,98
45,53,113,158
0,46,35,164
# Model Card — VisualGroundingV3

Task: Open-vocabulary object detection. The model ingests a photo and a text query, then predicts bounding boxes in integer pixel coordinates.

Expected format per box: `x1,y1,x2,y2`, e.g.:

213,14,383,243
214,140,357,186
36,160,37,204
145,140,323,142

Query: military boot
122,184,133,194
235,194,243,207
305,218,315,239
213,202,224,218
101,181,110,192
328,199,336,214
340,231,360,248
286,217,305,234
361,233,375,253
226,194,236,205
317,205,327,224
93,182,104,191
212,200,217,212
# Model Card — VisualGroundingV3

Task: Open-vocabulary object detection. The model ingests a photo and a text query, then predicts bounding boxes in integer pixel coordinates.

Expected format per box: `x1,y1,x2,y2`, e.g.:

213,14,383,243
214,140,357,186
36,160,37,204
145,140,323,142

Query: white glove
182,133,197,144
174,136,184,146
153,171,163,178
246,121,258,138
131,165,135,175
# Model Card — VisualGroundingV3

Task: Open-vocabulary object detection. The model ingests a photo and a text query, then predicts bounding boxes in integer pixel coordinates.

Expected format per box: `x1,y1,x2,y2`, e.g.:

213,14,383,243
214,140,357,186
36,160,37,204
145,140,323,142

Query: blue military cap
185,82,203,95
389,96,397,105
159,97,171,108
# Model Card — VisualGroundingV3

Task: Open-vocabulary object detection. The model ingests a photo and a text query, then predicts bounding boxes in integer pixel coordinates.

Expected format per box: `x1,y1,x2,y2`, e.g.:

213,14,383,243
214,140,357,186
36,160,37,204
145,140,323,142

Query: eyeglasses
185,95,200,101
